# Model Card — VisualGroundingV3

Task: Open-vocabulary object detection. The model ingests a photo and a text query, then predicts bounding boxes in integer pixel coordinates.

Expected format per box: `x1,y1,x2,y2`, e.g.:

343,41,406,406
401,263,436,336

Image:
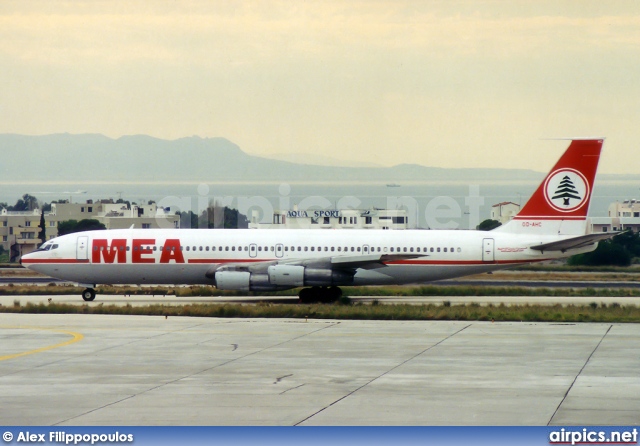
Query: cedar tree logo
544,168,589,213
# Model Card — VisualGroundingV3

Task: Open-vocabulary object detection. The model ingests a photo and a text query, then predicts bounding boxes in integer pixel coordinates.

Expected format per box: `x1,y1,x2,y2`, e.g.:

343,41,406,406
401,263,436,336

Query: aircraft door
249,244,257,258
482,238,495,262
362,245,370,255
275,244,284,258
77,236,89,261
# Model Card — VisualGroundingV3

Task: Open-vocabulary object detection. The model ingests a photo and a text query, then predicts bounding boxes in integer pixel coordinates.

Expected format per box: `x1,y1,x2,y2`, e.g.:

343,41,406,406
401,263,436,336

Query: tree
180,204,249,229
568,229,640,267
568,241,631,267
57,219,106,236
477,219,502,231
10,194,39,211
38,208,46,247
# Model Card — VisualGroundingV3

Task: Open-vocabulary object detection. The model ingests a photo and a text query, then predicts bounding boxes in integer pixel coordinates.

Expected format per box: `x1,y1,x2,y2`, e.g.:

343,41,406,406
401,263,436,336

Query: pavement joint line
294,323,472,426
547,324,613,426
52,321,340,426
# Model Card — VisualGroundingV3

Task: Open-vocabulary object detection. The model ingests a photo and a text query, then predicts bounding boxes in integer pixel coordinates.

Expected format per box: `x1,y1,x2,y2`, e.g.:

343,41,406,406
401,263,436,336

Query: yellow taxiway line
0,327,83,361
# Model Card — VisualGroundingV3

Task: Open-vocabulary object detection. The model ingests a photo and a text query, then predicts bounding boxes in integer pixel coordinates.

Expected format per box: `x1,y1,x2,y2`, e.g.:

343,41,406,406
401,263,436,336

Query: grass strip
2,300,640,323
3,284,640,298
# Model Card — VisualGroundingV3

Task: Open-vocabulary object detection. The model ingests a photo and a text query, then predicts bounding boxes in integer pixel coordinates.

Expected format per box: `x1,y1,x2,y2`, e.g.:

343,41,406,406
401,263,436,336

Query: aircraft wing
205,253,423,277
529,232,619,253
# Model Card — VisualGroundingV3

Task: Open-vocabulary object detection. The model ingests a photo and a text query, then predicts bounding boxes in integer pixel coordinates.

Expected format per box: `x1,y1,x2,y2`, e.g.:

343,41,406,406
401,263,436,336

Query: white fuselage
22,228,594,288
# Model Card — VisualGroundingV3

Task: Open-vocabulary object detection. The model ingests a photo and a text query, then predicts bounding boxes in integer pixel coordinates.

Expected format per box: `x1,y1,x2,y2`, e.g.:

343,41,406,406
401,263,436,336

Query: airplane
21,138,614,302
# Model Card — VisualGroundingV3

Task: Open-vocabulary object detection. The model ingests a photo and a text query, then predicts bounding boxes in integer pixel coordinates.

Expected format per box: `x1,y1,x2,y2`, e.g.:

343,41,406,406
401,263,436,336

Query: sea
2,178,639,230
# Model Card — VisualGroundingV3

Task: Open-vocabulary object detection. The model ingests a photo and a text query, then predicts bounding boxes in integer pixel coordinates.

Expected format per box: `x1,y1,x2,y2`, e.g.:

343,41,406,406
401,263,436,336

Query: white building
50,200,179,230
490,202,521,224
249,208,409,230
590,200,640,233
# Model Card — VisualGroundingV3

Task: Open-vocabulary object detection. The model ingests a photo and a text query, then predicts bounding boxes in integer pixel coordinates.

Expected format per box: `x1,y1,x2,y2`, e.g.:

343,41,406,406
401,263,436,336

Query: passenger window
337,247,341,252
311,247,315,251
304,247,308,251
331,247,335,252
437,247,441,252
357,247,361,252
390,247,394,252
457,248,461,253
430,247,434,252
444,248,447,252
206,246,209,251
451,247,454,252
225,246,229,251
258,247,262,251
232,246,236,251
416,248,419,252
351,247,355,252
403,247,407,252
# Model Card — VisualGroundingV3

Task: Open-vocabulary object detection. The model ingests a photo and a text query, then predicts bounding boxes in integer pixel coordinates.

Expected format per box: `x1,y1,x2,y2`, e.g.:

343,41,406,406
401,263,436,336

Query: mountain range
0,133,549,183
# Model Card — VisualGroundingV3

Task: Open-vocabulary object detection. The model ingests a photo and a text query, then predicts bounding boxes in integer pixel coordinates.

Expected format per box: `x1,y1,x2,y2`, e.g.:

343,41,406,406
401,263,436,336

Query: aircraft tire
328,286,342,300
299,286,342,304
82,288,96,302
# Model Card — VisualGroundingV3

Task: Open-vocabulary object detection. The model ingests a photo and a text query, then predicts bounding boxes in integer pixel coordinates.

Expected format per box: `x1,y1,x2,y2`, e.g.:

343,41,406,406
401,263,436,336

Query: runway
1,313,638,425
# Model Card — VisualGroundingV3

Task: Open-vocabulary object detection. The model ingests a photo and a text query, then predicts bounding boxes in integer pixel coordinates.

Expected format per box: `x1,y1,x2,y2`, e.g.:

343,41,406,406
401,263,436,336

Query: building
50,200,180,230
1,200,180,261
590,200,640,233
490,202,521,224
0,209,48,262
249,208,409,230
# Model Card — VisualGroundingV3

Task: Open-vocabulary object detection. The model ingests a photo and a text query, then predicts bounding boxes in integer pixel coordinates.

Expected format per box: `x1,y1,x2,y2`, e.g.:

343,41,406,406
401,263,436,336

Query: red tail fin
514,139,603,221
495,139,604,236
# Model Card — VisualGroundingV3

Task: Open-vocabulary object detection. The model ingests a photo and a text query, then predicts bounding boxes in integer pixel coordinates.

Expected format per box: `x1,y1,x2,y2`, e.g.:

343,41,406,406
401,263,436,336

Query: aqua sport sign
287,210,341,218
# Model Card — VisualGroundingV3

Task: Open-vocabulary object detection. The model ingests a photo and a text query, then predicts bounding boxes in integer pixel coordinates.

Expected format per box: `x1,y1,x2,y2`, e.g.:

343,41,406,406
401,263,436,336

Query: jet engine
213,265,353,291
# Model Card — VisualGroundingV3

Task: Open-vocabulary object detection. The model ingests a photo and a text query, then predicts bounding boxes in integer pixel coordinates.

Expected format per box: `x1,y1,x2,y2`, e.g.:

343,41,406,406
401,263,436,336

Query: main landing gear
82,288,96,302
298,286,342,303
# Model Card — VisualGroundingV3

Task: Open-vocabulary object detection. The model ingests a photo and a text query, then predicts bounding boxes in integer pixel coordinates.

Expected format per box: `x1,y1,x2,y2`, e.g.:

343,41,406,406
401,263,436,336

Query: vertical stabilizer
494,139,604,235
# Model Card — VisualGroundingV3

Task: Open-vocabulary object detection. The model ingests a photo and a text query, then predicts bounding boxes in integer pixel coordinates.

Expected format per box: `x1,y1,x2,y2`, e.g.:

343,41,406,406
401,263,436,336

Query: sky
1,1,639,174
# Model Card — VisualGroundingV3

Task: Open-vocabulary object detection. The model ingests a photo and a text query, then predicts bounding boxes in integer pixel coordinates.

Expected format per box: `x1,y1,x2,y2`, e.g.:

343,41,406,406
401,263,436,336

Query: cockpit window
35,243,59,252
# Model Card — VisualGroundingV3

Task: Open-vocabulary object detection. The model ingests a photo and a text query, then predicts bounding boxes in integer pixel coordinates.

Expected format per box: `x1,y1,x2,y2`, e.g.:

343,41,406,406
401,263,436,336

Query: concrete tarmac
1,313,639,426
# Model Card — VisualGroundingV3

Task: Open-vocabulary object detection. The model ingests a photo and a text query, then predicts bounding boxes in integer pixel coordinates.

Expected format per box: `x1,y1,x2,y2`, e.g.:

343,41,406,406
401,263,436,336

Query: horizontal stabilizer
529,232,618,253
